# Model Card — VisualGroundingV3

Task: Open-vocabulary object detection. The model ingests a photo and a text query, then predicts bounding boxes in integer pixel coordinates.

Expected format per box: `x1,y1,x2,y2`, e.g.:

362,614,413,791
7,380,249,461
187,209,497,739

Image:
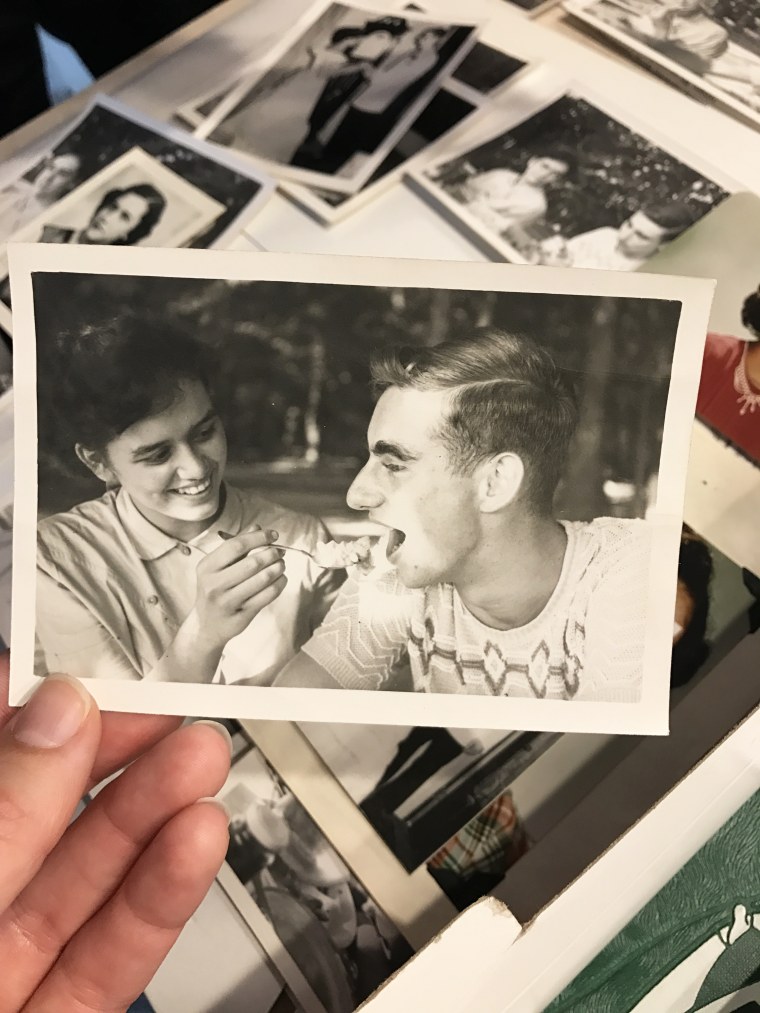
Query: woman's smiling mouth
171,476,213,498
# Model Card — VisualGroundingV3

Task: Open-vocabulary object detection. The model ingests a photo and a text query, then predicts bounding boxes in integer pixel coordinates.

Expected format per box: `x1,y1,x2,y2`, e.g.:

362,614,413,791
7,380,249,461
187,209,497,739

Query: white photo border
9,243,715,735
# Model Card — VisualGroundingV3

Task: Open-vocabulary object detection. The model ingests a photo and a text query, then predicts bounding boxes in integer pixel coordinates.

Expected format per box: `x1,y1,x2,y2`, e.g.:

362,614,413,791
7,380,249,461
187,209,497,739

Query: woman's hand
0,653,232,1012
192,527,287,655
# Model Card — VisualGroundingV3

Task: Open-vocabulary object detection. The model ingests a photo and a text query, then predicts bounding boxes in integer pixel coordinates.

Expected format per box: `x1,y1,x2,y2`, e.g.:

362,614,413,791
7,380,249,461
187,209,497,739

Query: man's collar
115,485,243,561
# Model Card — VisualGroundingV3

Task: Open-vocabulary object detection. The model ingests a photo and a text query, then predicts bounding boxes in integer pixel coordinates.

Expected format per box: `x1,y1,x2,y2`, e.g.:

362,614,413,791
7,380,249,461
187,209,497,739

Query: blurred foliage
433,95,728,239
34,273,681,520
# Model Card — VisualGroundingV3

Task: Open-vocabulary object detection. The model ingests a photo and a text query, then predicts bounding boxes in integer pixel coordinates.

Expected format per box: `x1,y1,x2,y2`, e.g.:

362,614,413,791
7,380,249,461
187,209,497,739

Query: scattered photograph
565,0,760,130
0,95,274,247
221,731,413,1012
280,41,527,225
298,723,556,870
548,788,760,1012
507,0,563,16
10,246,714,733
195,1,478,194
410,84,731,268
0,148,224,331
643,192,760,576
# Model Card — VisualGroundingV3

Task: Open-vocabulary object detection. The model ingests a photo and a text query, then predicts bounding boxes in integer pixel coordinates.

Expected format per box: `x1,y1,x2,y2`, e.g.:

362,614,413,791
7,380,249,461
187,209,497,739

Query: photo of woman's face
100,378,228,537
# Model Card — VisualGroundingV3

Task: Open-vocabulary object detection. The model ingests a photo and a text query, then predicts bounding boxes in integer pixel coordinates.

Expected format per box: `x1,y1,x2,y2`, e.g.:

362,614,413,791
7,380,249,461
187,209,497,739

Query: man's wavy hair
370,329,579,512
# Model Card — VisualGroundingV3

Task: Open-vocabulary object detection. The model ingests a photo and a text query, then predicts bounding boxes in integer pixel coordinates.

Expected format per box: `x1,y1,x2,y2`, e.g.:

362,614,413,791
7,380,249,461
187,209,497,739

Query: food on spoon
313,536,374,571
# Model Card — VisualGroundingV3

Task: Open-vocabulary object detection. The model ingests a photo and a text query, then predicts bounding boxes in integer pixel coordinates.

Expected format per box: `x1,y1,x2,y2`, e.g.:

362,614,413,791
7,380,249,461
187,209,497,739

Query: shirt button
147,595,159,605
179,545,192,556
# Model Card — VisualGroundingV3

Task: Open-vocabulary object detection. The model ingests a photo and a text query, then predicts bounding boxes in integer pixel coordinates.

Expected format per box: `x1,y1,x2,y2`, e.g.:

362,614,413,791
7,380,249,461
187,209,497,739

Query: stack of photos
408,67,736,269
0,96,275,333
277,41,529,225
180,39,528,225
642,192,760,578
191,1,479,194
565,0,760,132
219,723,413,1013
9,246,713,739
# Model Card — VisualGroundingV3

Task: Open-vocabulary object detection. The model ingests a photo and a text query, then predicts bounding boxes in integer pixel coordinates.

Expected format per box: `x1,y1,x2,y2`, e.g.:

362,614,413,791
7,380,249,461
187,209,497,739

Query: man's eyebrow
131,410,217,458
370,440,418,462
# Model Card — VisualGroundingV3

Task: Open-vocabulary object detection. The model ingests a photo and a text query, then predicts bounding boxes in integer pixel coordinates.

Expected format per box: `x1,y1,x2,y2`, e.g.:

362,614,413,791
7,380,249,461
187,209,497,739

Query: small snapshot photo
222,732,413,1011
299,722,555,871
9,246,715,733
0,147,225,331
643,192,760,577
280,41,528,225
9,147,225,252
195,1,478,193
565,0,760,129
0,96,272,250
411,89,729,268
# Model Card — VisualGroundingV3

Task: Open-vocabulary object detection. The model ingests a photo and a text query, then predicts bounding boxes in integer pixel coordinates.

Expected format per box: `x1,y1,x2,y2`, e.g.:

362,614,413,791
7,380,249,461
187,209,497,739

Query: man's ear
477,452,525,513
75,443,114,483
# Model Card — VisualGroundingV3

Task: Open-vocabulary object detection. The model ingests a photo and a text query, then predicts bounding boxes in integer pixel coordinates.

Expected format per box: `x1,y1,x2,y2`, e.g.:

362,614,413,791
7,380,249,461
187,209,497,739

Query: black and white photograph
298,723,555,871
643,192,760,577
9,246,715,733
220,731,413,1013
279,41,528,225
409,72,732,268
0,96,275,248
194,1,479,194
565,0,760,130
0,148,225,332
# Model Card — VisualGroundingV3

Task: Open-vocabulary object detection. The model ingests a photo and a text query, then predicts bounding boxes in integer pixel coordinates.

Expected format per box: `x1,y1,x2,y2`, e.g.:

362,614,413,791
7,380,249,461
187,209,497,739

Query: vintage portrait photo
0,147,224,331
10,147,225,250
194,2,478,193
410,75,732,268
644,192,760,577
280,41,528,225
221,726,413,1012
298,722,555,870
0,96,274,248
9,246,714,732
565,0,760,130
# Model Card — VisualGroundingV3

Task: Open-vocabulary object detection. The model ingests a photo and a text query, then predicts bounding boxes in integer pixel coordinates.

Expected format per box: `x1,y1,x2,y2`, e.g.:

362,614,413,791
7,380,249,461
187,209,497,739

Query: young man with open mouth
275,328,652,703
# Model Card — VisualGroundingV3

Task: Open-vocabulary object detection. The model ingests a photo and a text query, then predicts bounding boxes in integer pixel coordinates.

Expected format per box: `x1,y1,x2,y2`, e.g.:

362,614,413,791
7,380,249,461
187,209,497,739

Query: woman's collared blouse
36,485,343,685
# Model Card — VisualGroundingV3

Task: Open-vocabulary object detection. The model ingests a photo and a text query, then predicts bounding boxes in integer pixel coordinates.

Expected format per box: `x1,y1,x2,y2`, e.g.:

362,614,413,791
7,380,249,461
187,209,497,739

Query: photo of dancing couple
9,247,714,732
193,1,477,192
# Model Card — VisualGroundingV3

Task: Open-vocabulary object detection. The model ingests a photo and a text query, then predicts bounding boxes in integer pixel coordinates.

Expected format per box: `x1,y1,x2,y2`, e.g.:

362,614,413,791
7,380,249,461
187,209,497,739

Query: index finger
203,527,278,569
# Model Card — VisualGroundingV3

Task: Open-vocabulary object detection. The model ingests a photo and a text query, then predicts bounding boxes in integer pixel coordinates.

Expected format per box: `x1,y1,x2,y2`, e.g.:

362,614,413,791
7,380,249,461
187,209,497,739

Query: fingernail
198,796,232,822
194,719,234,755
12,675,92,749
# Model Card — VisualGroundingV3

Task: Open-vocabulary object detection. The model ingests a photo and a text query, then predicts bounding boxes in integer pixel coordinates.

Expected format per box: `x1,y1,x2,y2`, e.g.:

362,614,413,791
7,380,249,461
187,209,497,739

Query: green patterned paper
549,791,760,1012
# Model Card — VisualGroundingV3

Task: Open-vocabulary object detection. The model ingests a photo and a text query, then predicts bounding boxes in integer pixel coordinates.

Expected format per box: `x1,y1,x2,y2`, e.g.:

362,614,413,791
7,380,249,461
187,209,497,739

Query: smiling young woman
35,317,343,686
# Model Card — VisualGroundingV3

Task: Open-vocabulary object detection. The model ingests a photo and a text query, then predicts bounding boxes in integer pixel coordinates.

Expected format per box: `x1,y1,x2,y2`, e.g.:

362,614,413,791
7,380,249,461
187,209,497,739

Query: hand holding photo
8,246,714,733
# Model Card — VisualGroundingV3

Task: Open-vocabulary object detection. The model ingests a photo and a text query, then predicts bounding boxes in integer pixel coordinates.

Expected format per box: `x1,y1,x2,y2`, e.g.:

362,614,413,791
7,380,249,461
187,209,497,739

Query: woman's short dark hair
528,144,579,180
359,15,408,37
47,316,214,456
90,183,167,245
370,329,579,513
